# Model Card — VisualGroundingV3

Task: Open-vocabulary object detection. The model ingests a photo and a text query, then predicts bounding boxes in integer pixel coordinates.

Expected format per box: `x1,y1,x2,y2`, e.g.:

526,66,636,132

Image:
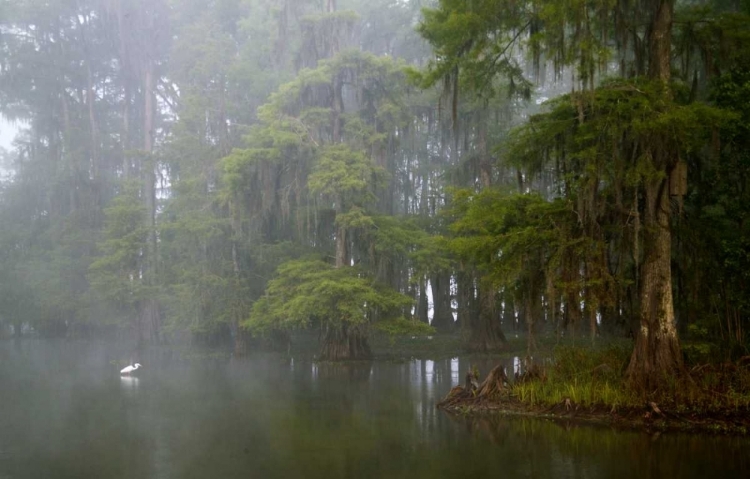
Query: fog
0,119,16,149
3,341,749,479
2,0,750,477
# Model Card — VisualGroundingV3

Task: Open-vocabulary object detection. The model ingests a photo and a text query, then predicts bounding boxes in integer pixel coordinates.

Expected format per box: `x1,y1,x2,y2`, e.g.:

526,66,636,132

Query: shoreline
439,399,750,436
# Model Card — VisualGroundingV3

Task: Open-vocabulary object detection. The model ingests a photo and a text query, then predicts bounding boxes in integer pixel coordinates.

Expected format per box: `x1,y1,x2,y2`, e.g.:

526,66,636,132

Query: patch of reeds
512,343,637,408
510,343,750,413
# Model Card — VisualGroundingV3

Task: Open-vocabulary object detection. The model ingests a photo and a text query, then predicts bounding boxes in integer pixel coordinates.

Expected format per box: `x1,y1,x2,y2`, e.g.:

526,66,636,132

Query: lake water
1,340,748,479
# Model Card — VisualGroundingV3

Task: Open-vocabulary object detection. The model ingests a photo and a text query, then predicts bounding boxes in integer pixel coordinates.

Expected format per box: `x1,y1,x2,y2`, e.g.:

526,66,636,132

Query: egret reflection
120,375,140,393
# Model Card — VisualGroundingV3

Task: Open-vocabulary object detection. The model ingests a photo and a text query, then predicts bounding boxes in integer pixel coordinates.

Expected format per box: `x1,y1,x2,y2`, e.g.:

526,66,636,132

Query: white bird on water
120,363,142,375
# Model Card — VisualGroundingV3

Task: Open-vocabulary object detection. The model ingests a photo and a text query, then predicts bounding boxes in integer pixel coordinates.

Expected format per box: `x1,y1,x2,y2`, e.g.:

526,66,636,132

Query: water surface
1,340,748,478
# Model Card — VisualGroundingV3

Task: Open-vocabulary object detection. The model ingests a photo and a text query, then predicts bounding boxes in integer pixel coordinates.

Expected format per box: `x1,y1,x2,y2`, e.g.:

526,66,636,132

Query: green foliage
374,318,435,336
0,0,442,347
510,79,733,179
673,65,750,352
511,340,750,411
245,258,414,336
365,215,451,277
220,46,429,351
158,178,242,336
446,189,572,298
87,182,149,324
309,145,380,204
551,343,631,379
413,0,531,98
3,0,746,369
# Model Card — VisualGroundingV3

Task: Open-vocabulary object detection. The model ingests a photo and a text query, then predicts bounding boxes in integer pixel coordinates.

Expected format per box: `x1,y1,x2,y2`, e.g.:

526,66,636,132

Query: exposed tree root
437,366,509,409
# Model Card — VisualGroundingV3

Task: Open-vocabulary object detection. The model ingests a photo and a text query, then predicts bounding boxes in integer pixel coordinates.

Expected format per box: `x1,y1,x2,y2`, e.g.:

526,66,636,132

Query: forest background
1,0,749,389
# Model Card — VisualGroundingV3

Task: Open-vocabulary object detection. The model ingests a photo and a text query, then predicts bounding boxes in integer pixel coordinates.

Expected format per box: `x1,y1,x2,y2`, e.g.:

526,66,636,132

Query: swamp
1,0,750,477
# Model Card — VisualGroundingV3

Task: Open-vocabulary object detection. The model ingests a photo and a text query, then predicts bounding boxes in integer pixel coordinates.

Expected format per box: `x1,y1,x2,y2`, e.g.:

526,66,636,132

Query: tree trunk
143,57,156,246
320,323,371,360
417,278,429,324
116,0,131,178
86,62,99,182
457,272,476,335
626,178,683,387
648,0,673,84
563,252,581,337
332,76,342,143
626,0,684,387
430,273,455,331
546,275,558,335
503,293,516,332
231,212,246,355
140,298,161,344
138,59,160,344
523,294,533,352
335,223,347,268
465,111,506,351
122,84,131,178
468,284,506,352
234,328,249,355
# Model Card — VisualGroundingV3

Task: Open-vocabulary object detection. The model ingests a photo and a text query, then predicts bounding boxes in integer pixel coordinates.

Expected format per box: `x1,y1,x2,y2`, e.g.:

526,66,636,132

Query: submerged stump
437,365,509,409
319,324,371,361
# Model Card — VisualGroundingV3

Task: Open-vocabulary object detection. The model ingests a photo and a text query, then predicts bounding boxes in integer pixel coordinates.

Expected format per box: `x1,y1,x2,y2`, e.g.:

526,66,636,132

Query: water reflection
119,375,140,395
1,342,749,479
450,357,459,383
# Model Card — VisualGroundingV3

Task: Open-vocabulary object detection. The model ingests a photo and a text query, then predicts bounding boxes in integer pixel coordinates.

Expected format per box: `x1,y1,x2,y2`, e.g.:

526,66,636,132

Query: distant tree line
1,0,748,385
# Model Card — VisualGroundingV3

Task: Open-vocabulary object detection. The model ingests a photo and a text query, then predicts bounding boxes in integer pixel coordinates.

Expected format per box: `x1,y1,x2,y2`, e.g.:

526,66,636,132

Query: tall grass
510,342,750,413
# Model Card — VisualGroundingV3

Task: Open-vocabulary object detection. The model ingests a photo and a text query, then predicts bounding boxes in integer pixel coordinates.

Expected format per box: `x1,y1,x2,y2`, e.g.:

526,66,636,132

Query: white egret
120,363,142,375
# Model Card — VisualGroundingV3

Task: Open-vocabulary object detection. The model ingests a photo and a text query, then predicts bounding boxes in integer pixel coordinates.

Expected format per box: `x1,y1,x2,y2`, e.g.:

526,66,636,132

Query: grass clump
510,341,750,414
512,343,636,408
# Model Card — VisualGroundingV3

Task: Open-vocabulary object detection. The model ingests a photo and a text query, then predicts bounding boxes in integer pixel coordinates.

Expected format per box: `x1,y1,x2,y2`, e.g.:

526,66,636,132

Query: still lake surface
1,339,749,479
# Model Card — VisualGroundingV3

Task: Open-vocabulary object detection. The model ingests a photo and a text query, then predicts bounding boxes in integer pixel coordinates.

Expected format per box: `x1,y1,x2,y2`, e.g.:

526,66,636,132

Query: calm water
1,340,748,479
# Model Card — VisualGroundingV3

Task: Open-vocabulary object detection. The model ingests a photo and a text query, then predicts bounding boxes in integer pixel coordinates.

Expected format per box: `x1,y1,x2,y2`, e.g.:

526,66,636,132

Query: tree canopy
0,0,748,377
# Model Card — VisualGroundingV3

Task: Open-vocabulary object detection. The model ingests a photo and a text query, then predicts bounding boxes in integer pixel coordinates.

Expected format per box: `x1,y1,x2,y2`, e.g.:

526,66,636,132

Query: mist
2,0,750,477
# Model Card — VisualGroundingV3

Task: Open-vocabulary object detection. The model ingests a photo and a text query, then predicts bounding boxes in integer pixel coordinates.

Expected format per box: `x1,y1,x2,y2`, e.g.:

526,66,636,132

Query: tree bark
335,223,347,268
468,285,506,352
138,57,161,344
466,109,506,351
626,0,684,387
563,251,581,337
648,0,673,83
76,13,100,185
503,293,516,332
417,278,429,324
430,273,455,331
320,323,371,360
525,294,536,353
116,0,131,178
626,178,683,386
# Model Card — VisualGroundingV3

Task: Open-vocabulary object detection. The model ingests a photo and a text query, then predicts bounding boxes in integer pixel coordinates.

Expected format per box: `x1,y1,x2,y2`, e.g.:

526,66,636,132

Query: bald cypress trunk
430,273,455,331
417,279,429,324
139,60,161,345
116,0,131,178
468,286,506,352
231,206,248,355
626,0,683,387
323,196,371,359
320,323,371,360
627,175,683,386
467,112,506,352
324,226,372,359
